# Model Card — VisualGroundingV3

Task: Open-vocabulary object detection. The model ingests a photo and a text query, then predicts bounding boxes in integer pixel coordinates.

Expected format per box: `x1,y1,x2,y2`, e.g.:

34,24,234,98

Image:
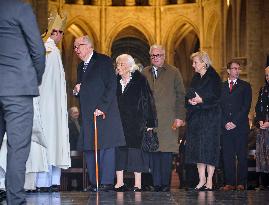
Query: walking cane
93,114,99,191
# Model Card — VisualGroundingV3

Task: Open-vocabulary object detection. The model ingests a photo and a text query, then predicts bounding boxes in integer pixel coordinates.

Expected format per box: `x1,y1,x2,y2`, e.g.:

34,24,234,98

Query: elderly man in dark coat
143,44,186,192
73,36,125,192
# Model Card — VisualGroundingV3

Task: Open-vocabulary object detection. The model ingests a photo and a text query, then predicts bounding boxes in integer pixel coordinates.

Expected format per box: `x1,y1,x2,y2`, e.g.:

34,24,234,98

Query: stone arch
110,26,152,68
205,11,221,72
106,18,154,55
164,17,200,87
164,16,199,61
63,17,98,107
66,16,99,50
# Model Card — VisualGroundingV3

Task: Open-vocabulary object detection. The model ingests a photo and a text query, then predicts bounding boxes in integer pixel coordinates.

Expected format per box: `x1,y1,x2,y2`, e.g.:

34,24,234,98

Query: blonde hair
116,54,139,73
190,51,212,68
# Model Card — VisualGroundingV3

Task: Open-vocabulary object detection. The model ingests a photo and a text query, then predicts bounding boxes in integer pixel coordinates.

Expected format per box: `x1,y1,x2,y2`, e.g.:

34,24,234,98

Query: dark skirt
185,106,221,167
256,129,269,173
115,147,150,173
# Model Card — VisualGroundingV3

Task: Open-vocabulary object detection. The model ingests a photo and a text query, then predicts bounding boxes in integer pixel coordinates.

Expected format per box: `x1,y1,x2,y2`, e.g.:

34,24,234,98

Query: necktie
229,81,234,92
83,62,88,72
154,68,158,79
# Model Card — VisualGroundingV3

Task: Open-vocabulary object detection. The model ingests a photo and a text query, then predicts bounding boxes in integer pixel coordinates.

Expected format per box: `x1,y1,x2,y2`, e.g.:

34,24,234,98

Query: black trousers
222,132,248,186
0,96,33,205
150,152,173,186
85,147,115,185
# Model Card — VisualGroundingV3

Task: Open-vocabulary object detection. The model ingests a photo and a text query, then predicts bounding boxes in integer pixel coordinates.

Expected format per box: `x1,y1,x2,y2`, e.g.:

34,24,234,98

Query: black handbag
141,129,159,152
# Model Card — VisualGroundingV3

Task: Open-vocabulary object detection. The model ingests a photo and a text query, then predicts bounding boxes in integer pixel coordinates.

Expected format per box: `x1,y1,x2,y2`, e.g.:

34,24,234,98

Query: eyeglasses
150,54,164,59
73,43,86,50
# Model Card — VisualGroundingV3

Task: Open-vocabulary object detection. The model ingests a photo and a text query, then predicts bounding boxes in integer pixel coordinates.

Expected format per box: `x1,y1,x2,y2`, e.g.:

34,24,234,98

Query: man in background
0,0,45,203
69,106,80,151
220,60,252,191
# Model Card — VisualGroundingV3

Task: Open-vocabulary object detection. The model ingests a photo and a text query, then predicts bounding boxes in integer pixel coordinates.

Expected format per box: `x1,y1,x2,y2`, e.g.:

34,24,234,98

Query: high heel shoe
114,184,127,192
133,187,142,192
194,183,206,191
203,186,214,191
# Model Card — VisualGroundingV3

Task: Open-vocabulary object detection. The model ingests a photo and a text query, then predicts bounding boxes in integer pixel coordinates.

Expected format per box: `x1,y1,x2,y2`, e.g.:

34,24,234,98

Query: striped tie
83,62,88,72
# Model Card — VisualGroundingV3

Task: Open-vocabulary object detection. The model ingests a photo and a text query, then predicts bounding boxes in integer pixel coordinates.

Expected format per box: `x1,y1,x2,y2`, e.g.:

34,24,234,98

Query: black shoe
0,189,6,199
133,187,142,192
25,189,37,193
50,185,60,192
142,185,154,192
194,183,207,191
161,186,170,192
203,186,214,191
195,185,206,191
154,186,162,192
87,185,97,192
36,187,50,192
98,184,114,192
114,184,127,192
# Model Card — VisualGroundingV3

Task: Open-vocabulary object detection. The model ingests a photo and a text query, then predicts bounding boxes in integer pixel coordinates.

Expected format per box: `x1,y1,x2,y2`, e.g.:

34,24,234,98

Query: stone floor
1,189,269,205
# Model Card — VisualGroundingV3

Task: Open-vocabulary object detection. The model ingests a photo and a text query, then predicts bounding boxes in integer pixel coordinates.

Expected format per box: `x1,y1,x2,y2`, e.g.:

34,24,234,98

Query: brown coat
143,64,186,153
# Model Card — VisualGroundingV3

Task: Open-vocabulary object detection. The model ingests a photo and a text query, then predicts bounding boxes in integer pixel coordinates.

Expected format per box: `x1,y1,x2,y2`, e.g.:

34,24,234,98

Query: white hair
81,35,94,49
116,54,139,73
149,44,165,55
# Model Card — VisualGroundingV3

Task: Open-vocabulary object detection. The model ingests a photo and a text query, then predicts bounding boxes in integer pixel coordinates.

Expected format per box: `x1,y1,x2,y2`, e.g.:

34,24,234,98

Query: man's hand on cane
94,109,106,119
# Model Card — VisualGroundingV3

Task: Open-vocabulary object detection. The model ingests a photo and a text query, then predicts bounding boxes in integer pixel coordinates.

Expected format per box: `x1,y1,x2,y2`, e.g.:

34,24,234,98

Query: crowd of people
0,1,268,204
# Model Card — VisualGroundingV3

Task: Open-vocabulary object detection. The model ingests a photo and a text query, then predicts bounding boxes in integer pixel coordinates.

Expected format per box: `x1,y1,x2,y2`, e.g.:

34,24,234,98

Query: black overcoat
185,66,222,166
255,83,269,122
76,52,126,151
117,71,157,148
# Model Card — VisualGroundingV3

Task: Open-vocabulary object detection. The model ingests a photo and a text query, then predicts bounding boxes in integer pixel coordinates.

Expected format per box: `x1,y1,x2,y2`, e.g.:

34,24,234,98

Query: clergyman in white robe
36,36,70,188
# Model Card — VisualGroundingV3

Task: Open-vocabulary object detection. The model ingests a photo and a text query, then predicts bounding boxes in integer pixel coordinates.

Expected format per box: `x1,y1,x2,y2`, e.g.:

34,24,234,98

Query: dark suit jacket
0,0,45,96
76,51,126,151
221,79,252,135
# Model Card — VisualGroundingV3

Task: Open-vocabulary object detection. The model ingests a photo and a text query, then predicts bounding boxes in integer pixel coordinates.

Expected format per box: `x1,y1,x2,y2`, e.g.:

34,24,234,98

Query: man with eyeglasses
73,36,125,192
142,44,186,192
220,60,252,191
35,11,71,192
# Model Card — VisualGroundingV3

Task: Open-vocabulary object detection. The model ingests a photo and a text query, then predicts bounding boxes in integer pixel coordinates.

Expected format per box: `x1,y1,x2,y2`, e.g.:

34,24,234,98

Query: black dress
185,66,222,166
116,70,157,172
255,83,269,173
